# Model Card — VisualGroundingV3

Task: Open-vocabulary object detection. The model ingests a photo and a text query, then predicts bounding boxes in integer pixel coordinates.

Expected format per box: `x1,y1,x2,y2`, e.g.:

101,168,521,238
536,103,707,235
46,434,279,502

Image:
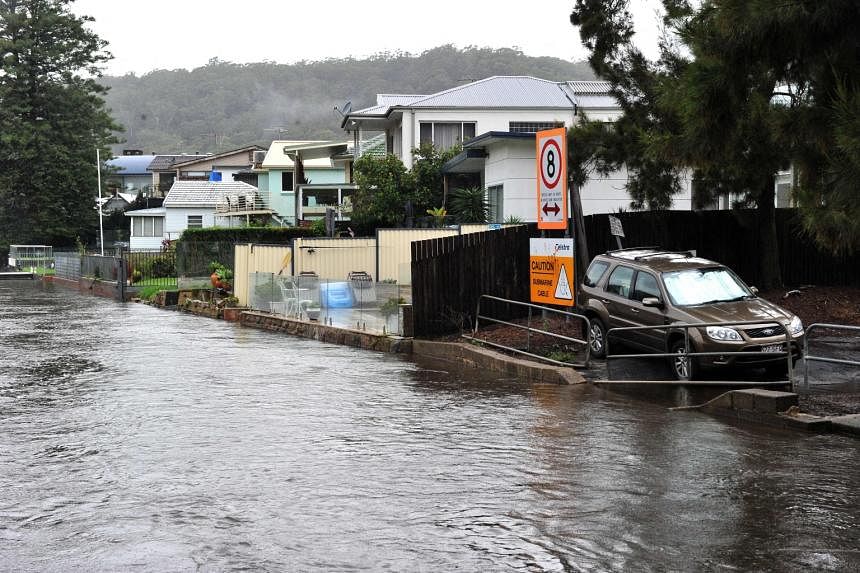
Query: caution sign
529,238,575,306
536,127,568,230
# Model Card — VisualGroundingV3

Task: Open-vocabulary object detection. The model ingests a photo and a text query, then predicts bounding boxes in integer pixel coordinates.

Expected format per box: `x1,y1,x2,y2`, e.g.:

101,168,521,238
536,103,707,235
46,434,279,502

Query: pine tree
0,0,119,254
570,0,860,288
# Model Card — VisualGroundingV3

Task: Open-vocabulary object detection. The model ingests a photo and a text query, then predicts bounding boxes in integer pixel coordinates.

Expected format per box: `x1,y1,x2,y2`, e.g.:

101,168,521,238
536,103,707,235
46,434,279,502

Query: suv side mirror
642,296,663,308
750,286,759,295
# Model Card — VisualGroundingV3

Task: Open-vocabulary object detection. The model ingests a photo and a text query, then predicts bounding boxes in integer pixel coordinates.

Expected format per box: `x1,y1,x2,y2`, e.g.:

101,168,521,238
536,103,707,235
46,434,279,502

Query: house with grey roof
125,180,271,250
147,153,210,196
105,154,156,194
341,75,693,221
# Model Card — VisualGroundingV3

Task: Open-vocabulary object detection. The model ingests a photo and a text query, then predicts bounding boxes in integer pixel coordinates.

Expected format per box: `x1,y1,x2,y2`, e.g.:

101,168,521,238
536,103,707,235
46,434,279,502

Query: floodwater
1,280,858,572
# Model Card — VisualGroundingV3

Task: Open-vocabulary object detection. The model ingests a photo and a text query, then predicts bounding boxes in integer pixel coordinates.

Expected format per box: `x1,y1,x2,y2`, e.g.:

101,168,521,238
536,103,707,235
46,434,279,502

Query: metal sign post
608,214,625,249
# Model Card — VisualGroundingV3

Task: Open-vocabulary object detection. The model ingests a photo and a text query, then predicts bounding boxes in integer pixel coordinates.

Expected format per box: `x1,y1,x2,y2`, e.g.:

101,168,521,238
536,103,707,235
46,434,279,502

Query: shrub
138,254,176,278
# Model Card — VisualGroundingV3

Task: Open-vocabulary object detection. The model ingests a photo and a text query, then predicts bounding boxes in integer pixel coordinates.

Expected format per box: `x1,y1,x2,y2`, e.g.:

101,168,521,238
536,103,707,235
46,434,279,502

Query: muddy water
1,280,858,572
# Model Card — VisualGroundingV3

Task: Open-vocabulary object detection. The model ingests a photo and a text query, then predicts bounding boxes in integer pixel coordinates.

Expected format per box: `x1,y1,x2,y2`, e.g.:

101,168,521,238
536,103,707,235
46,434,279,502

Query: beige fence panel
377,228,458,285
234,244,293,306
293,237,376,281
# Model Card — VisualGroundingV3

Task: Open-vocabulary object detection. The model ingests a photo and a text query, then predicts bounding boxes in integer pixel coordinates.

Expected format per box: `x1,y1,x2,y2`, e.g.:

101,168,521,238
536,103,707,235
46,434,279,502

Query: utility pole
96,148,104,256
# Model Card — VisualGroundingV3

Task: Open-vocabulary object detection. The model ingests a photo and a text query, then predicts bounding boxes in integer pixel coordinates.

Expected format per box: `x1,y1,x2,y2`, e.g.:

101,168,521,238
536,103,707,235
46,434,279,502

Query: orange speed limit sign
536,127,568,230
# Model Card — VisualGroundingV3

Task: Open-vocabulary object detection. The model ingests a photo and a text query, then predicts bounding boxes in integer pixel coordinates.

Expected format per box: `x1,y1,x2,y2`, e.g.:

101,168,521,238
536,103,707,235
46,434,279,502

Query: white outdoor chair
270,276,298,316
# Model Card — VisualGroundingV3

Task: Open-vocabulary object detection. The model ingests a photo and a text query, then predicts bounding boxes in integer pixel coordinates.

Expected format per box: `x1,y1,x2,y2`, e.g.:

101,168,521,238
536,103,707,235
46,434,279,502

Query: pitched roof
148,154,210,171
171,145,265,169
262,140,349,169
106,155,156,175
344,77,616,126
563,80,617,108
162,181,259,207
408,76,575,108
124,207,165,217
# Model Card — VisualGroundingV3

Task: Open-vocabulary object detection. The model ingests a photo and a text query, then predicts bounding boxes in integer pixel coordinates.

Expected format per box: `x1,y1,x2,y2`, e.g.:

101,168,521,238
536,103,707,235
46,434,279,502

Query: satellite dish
334,101,352,118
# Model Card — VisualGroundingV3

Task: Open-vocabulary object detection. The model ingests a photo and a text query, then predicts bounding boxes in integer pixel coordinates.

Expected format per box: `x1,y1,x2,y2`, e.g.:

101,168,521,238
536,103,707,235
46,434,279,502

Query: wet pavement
2,280,859,572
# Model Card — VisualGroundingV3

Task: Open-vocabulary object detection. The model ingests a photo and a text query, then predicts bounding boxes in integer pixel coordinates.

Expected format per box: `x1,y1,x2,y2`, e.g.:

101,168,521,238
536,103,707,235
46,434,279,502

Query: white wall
482,139,693,220
400,108,578,168
165,207,217,240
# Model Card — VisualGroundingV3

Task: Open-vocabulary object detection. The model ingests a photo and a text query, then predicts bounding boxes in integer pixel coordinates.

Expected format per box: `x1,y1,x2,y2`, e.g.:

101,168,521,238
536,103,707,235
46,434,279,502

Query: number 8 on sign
541,139,561,189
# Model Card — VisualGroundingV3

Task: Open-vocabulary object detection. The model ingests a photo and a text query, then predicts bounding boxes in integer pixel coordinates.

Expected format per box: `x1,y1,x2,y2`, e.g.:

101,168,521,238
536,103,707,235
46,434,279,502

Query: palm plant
448,187,489,224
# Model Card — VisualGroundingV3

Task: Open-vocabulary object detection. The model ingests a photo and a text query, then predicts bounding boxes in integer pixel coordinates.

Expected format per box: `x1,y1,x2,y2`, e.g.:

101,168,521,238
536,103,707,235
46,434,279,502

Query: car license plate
761,344,784,353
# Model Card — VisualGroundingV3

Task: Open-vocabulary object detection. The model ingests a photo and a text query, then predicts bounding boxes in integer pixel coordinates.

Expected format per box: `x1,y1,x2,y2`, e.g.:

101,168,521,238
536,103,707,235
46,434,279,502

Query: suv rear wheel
669,339,698,381
588,317,608,358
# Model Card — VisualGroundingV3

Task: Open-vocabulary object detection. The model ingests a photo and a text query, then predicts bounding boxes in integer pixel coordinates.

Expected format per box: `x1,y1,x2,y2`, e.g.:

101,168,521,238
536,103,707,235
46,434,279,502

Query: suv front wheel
669,339,698,381
588,317,608,359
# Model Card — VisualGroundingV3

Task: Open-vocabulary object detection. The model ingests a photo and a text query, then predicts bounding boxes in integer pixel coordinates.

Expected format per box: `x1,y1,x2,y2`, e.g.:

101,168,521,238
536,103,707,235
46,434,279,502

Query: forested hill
99,45,594,155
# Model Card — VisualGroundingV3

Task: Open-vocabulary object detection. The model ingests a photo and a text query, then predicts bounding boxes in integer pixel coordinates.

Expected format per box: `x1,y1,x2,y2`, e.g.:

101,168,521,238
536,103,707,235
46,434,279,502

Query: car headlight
789,315,804,336
706,326,742,341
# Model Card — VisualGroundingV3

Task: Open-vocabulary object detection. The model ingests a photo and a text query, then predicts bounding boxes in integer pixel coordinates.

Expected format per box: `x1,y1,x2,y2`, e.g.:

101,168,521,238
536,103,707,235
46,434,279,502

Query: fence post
116,256,126,301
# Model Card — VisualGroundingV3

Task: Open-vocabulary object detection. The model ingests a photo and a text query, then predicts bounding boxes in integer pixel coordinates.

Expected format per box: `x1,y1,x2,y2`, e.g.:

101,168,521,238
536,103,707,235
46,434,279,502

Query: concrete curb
413,340,586,385
698,389,853,435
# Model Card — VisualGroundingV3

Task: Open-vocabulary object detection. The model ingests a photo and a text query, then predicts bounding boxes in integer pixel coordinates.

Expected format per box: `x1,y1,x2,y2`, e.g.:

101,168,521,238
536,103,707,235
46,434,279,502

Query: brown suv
578,248,804,380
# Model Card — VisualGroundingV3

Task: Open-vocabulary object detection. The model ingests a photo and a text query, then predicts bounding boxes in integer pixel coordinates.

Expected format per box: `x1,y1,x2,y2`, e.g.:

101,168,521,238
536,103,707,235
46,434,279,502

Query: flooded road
1,280,859,572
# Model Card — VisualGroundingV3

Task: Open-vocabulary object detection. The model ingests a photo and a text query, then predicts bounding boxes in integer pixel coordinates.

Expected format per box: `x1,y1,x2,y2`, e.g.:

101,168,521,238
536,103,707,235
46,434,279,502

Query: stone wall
240,311,412,354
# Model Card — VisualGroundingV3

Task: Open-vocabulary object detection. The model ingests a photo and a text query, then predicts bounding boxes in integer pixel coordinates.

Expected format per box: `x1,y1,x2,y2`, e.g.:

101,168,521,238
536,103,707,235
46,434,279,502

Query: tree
570,0,860,289
351,153,414,229
0,0,119,255
410,142,461,211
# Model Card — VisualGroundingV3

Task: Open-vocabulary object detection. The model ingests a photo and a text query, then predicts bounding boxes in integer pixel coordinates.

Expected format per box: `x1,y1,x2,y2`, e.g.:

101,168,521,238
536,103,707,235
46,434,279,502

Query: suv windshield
662,267,752,306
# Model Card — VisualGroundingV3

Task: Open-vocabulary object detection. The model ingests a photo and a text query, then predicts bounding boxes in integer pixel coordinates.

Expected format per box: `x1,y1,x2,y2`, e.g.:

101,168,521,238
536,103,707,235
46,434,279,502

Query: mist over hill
99,45,594,155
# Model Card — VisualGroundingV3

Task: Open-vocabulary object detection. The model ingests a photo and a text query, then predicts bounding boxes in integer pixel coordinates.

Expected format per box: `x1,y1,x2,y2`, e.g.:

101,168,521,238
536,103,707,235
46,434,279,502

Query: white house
125,180,268,250
342,76,693,221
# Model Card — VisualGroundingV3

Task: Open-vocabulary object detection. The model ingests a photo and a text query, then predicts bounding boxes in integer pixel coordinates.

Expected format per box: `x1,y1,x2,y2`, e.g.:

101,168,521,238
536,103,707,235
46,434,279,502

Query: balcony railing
214,191,272,214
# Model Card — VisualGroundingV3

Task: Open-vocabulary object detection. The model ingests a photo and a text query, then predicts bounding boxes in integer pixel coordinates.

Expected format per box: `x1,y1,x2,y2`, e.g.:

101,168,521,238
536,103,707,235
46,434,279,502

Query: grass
136,285,163,300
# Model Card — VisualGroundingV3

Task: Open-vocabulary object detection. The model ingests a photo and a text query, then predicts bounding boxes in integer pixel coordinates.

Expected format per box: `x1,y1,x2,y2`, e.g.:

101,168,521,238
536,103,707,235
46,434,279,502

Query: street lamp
96,148,104,256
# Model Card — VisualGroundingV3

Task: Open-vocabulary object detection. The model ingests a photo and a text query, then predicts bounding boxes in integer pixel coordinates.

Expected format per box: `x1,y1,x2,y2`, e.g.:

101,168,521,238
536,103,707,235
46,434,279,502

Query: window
663,267,751,306
606,265,635,298
632,272,660,302
281,171,294,192
187,215,203,229
509,121,565,133
584,260,610,287
131,217,164,237
418,122,476,150
487,185,503,223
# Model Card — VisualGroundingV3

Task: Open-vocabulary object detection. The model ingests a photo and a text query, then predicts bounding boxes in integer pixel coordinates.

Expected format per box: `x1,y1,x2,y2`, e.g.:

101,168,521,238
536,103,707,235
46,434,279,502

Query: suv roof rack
633,250,695,261
606,246,662,255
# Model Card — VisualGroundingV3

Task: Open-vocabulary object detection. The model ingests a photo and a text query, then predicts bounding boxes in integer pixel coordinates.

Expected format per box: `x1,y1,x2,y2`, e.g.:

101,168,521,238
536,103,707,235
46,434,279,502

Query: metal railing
463,294,591,368
803,323,860,388
606,320,796,388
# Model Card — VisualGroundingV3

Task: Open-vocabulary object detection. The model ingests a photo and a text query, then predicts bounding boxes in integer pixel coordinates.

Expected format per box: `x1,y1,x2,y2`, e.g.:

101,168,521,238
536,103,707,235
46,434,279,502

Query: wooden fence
410,209,858,337
583,209,860,287
411,225,530,337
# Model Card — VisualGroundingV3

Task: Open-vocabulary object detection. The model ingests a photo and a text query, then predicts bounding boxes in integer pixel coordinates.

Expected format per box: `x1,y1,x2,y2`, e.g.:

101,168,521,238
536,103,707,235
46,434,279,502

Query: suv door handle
601,299,611,304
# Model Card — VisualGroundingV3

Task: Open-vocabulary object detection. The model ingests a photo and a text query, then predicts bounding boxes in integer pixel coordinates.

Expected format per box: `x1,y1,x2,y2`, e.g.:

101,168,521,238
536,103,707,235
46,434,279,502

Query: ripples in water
0,281,858,572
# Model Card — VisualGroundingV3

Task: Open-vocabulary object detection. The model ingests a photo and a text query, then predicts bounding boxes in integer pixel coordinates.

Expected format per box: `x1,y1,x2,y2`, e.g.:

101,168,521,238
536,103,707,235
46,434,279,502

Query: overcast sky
72,0,664,76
